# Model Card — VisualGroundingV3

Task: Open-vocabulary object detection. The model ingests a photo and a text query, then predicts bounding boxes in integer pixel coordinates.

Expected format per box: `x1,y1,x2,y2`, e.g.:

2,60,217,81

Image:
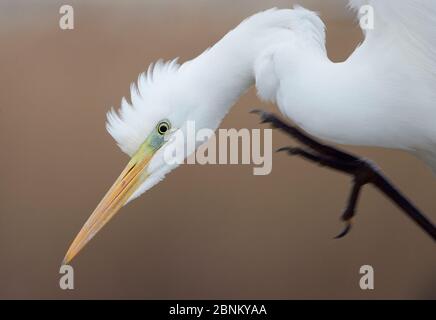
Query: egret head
63,59,206,264
63,7,310,263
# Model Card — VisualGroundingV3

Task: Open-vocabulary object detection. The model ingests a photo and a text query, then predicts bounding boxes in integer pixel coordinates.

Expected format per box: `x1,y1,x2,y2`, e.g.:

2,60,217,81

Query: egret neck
63,8,301,264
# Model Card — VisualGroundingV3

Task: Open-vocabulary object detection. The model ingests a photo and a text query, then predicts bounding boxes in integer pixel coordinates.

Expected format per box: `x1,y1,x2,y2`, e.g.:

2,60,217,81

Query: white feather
255,1,436,172
106,59,181,156
106,8,313,201
106,8,307,158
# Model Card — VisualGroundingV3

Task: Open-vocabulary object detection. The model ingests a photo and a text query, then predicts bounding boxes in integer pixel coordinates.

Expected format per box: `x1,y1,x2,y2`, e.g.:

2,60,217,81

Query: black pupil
159,124,168,133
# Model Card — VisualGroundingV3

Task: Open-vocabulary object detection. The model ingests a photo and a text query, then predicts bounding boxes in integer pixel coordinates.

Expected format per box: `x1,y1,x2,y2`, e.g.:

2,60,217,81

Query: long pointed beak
63,147,153,264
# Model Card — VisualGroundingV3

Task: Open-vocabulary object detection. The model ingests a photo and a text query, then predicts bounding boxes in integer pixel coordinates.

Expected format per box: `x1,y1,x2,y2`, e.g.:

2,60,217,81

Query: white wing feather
348,0,436,169
255,2,436,171
349,0,436,78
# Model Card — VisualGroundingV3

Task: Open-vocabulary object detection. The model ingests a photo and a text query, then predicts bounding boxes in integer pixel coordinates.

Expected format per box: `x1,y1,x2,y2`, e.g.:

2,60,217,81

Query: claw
250,109,267,122
277,147,292,153
249,109,263,115
334,220,352,239
277,147,300,156
249,109,273,124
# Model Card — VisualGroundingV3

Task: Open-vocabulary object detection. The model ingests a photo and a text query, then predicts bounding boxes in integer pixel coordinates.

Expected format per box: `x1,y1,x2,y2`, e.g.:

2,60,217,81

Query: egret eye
157,120,170,135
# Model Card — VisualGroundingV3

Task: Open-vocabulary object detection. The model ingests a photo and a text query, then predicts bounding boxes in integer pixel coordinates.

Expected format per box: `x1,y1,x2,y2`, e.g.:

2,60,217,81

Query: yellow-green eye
157,120,170,135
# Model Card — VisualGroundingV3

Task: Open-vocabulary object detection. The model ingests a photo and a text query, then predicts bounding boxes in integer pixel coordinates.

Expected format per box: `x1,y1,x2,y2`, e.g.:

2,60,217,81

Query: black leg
277,146,358,173
334,179,364,239
253,110,436,242
251,110,358,162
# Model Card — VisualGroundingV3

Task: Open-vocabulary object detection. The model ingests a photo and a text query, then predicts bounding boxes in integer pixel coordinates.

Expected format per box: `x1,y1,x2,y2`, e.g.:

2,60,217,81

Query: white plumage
64,8,319,263
255,0,436,172
106,8,311,201
64,2,436,262
107,59,181,157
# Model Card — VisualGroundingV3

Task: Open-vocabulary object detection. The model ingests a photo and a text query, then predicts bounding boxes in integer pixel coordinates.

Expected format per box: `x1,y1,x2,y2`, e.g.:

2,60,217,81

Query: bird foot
277,145,376,238
252,110,436,241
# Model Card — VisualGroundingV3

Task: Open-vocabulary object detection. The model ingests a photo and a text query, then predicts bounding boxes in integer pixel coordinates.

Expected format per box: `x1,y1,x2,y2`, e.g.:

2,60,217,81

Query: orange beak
63,146,154,264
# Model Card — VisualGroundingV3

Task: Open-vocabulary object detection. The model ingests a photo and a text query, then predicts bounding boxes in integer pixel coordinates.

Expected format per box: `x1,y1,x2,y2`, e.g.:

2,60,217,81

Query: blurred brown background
0,0,435,299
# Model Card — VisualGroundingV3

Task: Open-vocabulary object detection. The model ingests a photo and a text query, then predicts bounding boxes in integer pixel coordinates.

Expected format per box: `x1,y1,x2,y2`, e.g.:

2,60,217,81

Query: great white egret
63,8,316,264
253,0,436,239
64,2,436,264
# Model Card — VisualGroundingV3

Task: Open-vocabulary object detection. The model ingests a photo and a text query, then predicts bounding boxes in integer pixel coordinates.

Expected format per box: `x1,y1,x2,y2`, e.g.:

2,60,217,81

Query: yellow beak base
63,149,153,265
